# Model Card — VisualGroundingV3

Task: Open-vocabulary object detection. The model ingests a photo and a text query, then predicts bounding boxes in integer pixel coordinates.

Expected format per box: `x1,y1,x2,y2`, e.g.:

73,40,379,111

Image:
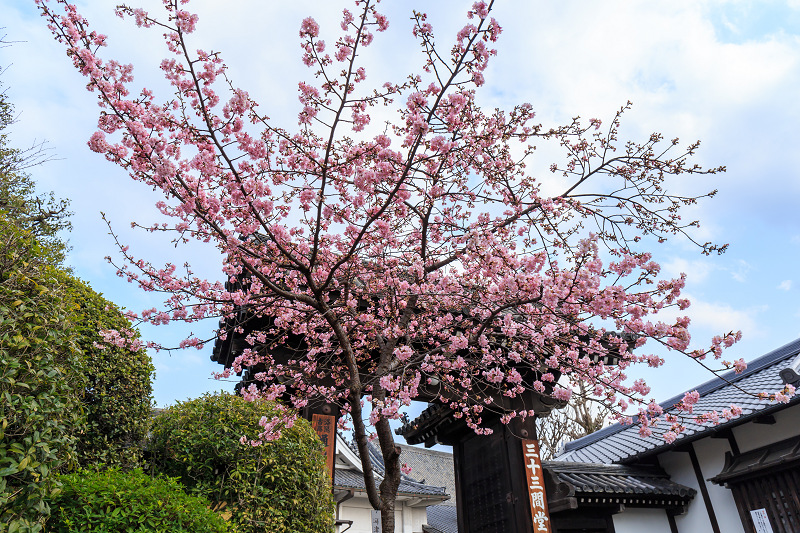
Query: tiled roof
395,403,460,446
335,437,449,498
425,505,459,533
544,461,695,498
334,467,448,497
710,434,800,485
557,337,800,464
397,444,456,506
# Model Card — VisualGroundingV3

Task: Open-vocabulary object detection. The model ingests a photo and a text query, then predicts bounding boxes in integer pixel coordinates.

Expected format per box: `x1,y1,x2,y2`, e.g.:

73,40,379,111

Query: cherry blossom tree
36,0,777,529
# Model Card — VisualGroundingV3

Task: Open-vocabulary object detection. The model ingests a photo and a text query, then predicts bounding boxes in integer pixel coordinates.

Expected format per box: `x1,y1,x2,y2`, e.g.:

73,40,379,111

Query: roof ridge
543,460,667,476
397,443,453,457
657,336,800,410
560,337,800,454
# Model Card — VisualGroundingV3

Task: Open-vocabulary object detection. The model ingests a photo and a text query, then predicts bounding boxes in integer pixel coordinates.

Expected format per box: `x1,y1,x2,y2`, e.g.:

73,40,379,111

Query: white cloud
730,260,753,283
779,280,793,291
654,290,764,341
687,298,765,338
661,257,717,284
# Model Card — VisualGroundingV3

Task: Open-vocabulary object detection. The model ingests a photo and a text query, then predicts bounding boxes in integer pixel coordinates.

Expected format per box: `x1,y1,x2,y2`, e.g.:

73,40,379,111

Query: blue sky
3,0,800,411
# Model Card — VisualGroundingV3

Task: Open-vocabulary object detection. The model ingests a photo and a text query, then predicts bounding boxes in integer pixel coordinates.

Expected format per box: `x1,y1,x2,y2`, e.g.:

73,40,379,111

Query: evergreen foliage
46,468,235,533
148,393,334,533
0,76,153,531
62,274,154,469
0,214,83,533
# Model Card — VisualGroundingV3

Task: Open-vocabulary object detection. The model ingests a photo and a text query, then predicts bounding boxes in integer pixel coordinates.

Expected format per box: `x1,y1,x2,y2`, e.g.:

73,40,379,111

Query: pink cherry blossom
300,17,320,38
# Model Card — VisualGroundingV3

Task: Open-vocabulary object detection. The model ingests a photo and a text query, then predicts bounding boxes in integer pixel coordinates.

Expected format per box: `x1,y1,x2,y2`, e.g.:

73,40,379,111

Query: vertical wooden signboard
370,509,382,533
311,414,336,480
521,439,552,533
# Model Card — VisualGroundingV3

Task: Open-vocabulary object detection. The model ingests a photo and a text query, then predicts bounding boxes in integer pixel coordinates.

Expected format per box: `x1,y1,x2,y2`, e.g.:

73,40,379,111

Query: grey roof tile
397,444,456,506
336,437,449,497
557,337,800,464
334,467,449,497
544,462,696,500
426,505,459,533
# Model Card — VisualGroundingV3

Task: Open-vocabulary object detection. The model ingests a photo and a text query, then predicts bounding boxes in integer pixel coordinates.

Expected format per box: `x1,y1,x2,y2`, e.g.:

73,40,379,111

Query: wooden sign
311,413,336,479
521,439,552,533
461,432,513,530
370,509,382,533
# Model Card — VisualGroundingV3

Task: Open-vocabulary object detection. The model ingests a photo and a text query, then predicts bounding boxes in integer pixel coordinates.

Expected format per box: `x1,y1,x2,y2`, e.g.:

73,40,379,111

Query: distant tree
0,80,69,258
536,382,610,460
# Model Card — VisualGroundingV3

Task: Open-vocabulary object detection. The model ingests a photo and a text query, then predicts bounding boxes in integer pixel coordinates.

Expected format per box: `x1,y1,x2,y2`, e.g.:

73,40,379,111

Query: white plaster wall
338,501,373,533
657,438,745,533
692,437,745,533
658,449,713,533
612,508,673,533
733,404,800,452
405,505,428,533
337,496,428,533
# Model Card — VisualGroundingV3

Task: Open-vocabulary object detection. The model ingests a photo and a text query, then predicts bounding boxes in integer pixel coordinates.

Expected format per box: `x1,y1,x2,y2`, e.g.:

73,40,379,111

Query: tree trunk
375,415,401,533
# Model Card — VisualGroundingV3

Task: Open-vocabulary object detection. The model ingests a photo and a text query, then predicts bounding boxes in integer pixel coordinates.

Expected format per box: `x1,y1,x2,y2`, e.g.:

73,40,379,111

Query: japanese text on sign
521,439,552,533
750,509,774,533
312,414,336,479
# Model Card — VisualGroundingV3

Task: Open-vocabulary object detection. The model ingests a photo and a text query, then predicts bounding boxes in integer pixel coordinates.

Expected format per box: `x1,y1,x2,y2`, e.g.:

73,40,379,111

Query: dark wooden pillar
453,415,539,533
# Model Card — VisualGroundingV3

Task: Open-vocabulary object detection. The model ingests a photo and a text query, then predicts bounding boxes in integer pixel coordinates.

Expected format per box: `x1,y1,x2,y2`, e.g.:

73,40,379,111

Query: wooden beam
753,415,776,425
687,443,721,533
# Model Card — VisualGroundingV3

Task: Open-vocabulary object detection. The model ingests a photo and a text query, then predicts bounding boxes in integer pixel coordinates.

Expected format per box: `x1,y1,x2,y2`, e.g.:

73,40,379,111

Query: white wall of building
692,436,745,533
658,449,715,533
337,496,428,533
733,404,800,453
612,508,674,533
650,405,800,533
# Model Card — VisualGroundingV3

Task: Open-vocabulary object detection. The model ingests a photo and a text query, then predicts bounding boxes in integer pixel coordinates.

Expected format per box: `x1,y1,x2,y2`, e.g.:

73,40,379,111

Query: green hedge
61,274,154,469
0,72,153,532
46,468,234,532
0,216,83,533
148,393,334,533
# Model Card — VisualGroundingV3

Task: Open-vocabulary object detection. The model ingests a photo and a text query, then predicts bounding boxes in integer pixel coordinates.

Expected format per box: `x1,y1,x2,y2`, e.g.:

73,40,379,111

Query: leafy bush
148,393,334,533
62,274,154,469
0,81,79,533
0,218,155,532
46,468,234,532
0,215,84,533
0,59,152,532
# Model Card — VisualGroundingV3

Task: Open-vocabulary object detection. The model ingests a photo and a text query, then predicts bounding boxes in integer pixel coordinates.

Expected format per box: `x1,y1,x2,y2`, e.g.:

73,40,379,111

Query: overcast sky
3,0,800,411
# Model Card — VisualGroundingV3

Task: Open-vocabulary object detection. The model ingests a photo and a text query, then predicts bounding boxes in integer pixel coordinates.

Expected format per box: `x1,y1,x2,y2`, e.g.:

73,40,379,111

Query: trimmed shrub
148,393,334,533
61,274,154,469
46,468,234,532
